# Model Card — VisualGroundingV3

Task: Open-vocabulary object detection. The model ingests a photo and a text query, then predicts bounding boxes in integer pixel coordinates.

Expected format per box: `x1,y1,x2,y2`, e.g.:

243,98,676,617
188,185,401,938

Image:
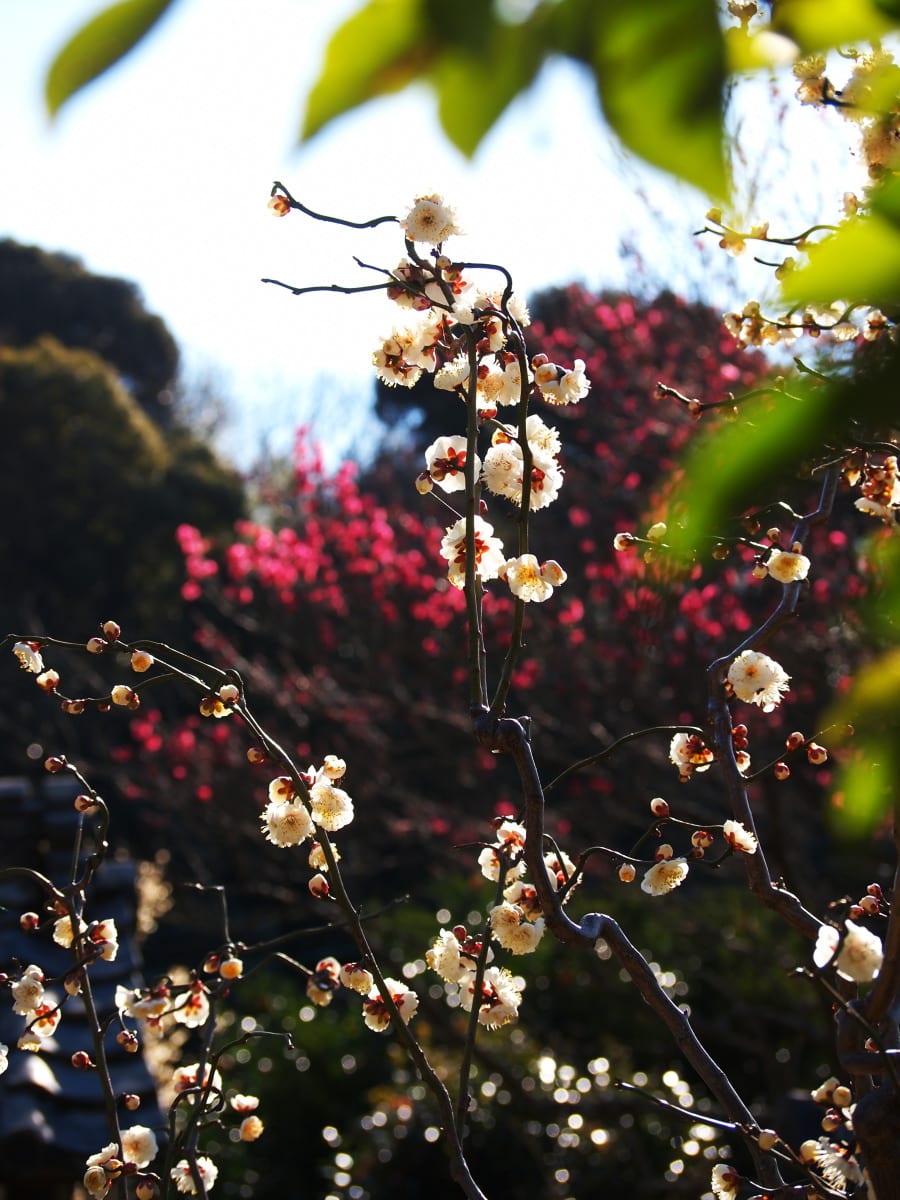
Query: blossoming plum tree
5,1,900,1198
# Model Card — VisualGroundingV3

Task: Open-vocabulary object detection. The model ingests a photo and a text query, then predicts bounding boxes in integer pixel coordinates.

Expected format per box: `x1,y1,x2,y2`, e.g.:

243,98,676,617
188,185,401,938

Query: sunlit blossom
458,965,523,1028
424,435,479,493
362,978,418,1032
814,920,883,982
170,1156,219,1195
439,516,506,589
722,819,758,854
767,549,811,583
489,902,545,954
261,799,314,847
121,1125,158,1169
399,194,460,245
727,650,791,712
641,858,689,896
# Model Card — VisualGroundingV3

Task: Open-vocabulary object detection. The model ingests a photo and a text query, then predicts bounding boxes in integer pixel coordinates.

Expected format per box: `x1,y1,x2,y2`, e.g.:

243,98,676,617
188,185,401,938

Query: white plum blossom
172,986,210,1029
427,929,469,983
814,920,883,982
399,194,460,244
501,555,567,602
710,1163,740,1198
727,650,791,711
424,435,479,493
439,516,506,590
482,440,563,511
641,858,689,896
340,962,375,994
171,1156,219,1195
533,358,590,405
722,819,758,854
11,966,45,1015
121,1124,159,1169
669,732,714,779
52,914,88,949
0,1044,7,1075
362,978,418,1032
489,903,545,954
115,984,170,1020
172,1061,222,1094
458,966,523,1028
434,355,471,391
261,799,314,847
12,641,43,673
309,779,354,831
767,549,811,583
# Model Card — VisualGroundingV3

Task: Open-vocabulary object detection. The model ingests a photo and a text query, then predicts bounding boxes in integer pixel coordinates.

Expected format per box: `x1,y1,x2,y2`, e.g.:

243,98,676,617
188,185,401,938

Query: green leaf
45,0,175,117
782,213,900,309
771,0,898,50
591,0,727,197
430,20,547,157
301,0,432,143
664,344,900,559
826,650,900,835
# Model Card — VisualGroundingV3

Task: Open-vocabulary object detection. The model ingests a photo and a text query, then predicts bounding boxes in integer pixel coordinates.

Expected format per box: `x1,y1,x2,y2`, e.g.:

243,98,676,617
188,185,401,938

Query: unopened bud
111,685,136,707
613,532,634,551
247,747,267,764
116,1030,140,1053
766,528,781,543
786,731,805,751
64,972,82,996
415,471,434,495
691,830,714,849
832,1085,852,1108
799,1139,819,1163
806,743,828,765
74,793,99,812
757,1129,778,1151
202,953,221,974
821,1111,843,1132
219,956,244,980
309,873,330,899
62,698,86,715
123,1093,142,1111
618,862,636,883
773,762,791,781
654,843,674,862
867,882,883,899
71,1050,94,1070
650,797,669,818
130,650,154,673
102,620,121,641
218,683,240,704
19,912,40,932
45,756,66,773
858,895,879,915
86,637,106,654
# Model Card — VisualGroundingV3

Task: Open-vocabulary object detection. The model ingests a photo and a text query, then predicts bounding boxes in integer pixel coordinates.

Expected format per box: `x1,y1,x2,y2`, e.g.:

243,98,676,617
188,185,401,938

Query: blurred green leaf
301,0,431,142
430,20,546,156
772,0,898,50
664,344,900,556
782,214,900,308
832,741,895,836
591,0,727,197
45,0,175,117
827,650,900,835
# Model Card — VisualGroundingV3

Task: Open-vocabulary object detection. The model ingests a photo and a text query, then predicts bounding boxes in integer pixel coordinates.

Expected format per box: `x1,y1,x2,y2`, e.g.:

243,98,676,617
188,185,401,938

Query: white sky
2,0,862,465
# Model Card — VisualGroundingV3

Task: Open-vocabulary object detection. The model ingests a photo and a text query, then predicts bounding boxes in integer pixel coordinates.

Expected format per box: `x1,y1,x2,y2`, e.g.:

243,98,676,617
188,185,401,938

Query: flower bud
654,843,674,862
75,793,99,812
691,830,714,849
218,683,240,704
618,863,636,883
785,731,805,750
35,670,60,693
116,1030,140,1053
19,911,40,932
64,972,83,996
202,953,221,974
832,1085,852,1108
247,747,267,764
130,650,154,673
123,1093,141,1111
219,956,244,980
799,1139,819,1163
650,797,669,818
102,621,121,641
756,1128,778,1151
415,471,434,495
858,895,879,915
646,522,667,543
62,698,86,715
45,756,66,773
613,532,634,551
240,1115,265,1141
86,637,106,654
773,762,790,781
268,194,291,216
309,873,330,899
111,685,136,707
71,1050,94,1070
867,882,883,899
806,742,828,765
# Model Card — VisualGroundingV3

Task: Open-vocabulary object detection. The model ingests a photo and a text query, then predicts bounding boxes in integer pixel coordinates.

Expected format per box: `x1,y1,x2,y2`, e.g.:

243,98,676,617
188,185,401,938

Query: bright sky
2,0,862,465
